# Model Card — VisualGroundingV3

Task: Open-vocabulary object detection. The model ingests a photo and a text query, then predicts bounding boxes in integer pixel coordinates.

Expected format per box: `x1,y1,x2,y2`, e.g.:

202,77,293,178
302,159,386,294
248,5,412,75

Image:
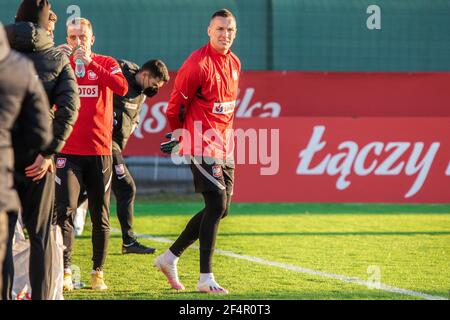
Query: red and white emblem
56,158,66,169
115,164,125,175
88,70,98,80
212,165,222,178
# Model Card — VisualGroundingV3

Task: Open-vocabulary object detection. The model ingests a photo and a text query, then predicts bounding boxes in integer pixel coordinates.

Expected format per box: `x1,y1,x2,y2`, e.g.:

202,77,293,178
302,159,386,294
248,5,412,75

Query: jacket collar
207,42,230,60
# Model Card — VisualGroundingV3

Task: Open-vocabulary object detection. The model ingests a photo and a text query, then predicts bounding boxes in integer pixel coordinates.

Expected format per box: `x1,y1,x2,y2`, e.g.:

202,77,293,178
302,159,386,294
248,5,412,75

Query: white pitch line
112,228,448,300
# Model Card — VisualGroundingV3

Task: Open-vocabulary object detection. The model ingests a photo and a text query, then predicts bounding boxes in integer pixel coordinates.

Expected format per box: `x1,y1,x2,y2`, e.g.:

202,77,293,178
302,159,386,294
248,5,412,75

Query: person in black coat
112,59,169,254
0,21,52,300
3,0,80,300
7,3,80,174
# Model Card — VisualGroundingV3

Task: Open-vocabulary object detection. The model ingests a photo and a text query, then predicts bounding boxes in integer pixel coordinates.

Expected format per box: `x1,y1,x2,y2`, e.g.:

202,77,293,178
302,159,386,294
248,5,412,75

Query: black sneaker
122,241,156,254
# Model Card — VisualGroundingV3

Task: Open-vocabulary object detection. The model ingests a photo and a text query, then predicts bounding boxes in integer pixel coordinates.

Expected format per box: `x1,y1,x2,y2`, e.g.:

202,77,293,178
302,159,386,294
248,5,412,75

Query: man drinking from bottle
56,17,128,292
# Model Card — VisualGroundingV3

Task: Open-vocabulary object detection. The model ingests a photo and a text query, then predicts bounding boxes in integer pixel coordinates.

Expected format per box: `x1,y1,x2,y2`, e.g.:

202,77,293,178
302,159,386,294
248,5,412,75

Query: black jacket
0,23,52,213
5,22,79,162
113,59,146,151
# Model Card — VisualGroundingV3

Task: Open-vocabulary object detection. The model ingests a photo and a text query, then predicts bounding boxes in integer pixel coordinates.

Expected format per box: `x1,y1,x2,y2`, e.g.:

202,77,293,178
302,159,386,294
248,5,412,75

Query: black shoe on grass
122,241,156,254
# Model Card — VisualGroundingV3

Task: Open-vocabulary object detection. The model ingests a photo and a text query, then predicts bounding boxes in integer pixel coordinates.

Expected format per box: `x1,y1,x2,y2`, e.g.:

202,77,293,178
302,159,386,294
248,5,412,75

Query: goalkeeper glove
160,132,180,154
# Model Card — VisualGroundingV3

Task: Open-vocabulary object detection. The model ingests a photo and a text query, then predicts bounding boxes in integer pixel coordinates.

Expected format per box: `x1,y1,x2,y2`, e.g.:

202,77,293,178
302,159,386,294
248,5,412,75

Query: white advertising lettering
134,102,168,138
133,87,281,138
236,88,281,118
297,125,440,198
446,162,450,176
78,85,98,97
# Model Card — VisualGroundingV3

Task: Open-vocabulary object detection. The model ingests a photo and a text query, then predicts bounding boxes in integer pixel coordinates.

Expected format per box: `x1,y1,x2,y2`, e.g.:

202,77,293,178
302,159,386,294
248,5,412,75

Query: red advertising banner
232,118,450,203
125,71,450,156
123,71,450,203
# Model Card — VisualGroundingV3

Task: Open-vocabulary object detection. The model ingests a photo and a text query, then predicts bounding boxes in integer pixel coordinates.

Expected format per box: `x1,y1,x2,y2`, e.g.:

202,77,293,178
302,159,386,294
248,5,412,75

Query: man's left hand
160,132,180,154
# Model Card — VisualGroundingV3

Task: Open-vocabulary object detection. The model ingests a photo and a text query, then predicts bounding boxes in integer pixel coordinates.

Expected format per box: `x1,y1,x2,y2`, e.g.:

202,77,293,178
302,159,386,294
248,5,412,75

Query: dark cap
15,0,50,29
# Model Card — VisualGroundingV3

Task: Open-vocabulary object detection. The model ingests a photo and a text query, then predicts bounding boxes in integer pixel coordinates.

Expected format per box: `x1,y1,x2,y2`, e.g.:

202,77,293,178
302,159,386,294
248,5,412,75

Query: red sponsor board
123,71,450,203
232,118,450,203
125,71,450,156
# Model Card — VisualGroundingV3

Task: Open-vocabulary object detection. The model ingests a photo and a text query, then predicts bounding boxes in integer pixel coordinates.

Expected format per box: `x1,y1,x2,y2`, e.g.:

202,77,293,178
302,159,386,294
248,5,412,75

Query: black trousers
55,154,112,271
77,150,137,245
2,171,55,300
111,150,137,244
0,210,8,299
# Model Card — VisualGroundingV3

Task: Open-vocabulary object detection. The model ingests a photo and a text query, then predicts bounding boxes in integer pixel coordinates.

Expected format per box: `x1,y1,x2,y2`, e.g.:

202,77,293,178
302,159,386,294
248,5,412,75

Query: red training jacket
166,43,241,160
61,53,128,155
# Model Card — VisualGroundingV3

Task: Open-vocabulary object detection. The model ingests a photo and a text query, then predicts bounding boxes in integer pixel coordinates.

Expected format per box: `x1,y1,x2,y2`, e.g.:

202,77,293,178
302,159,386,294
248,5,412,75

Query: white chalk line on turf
111,228,448,300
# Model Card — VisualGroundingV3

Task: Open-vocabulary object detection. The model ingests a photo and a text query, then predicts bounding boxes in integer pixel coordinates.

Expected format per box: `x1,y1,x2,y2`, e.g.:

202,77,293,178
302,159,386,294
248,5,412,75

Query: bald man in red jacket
156,9,241,295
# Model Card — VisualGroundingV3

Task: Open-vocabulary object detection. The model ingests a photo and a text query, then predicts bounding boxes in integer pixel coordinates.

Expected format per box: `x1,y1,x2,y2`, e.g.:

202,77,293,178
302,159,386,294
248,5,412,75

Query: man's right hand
160,133,180,154
58,44,73,57
25,154,54,181
73,47,92,66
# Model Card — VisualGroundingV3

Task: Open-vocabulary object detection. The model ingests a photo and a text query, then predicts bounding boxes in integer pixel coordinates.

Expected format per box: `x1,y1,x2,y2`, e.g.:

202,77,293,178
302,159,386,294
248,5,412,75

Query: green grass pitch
64,201,450,300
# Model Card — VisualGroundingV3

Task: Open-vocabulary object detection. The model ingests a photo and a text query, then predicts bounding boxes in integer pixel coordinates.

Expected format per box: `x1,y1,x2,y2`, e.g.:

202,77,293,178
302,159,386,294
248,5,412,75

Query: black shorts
190,157,234,195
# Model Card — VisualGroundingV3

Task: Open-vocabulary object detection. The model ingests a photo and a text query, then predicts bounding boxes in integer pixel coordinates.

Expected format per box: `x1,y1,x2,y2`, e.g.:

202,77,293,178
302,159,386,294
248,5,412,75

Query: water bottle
75,57,85,78
74,46,85,78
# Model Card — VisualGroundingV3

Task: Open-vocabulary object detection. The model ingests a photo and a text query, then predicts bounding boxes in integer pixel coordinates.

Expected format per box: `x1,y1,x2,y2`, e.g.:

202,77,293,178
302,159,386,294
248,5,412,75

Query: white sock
164,249,179,265
199,273,214,283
